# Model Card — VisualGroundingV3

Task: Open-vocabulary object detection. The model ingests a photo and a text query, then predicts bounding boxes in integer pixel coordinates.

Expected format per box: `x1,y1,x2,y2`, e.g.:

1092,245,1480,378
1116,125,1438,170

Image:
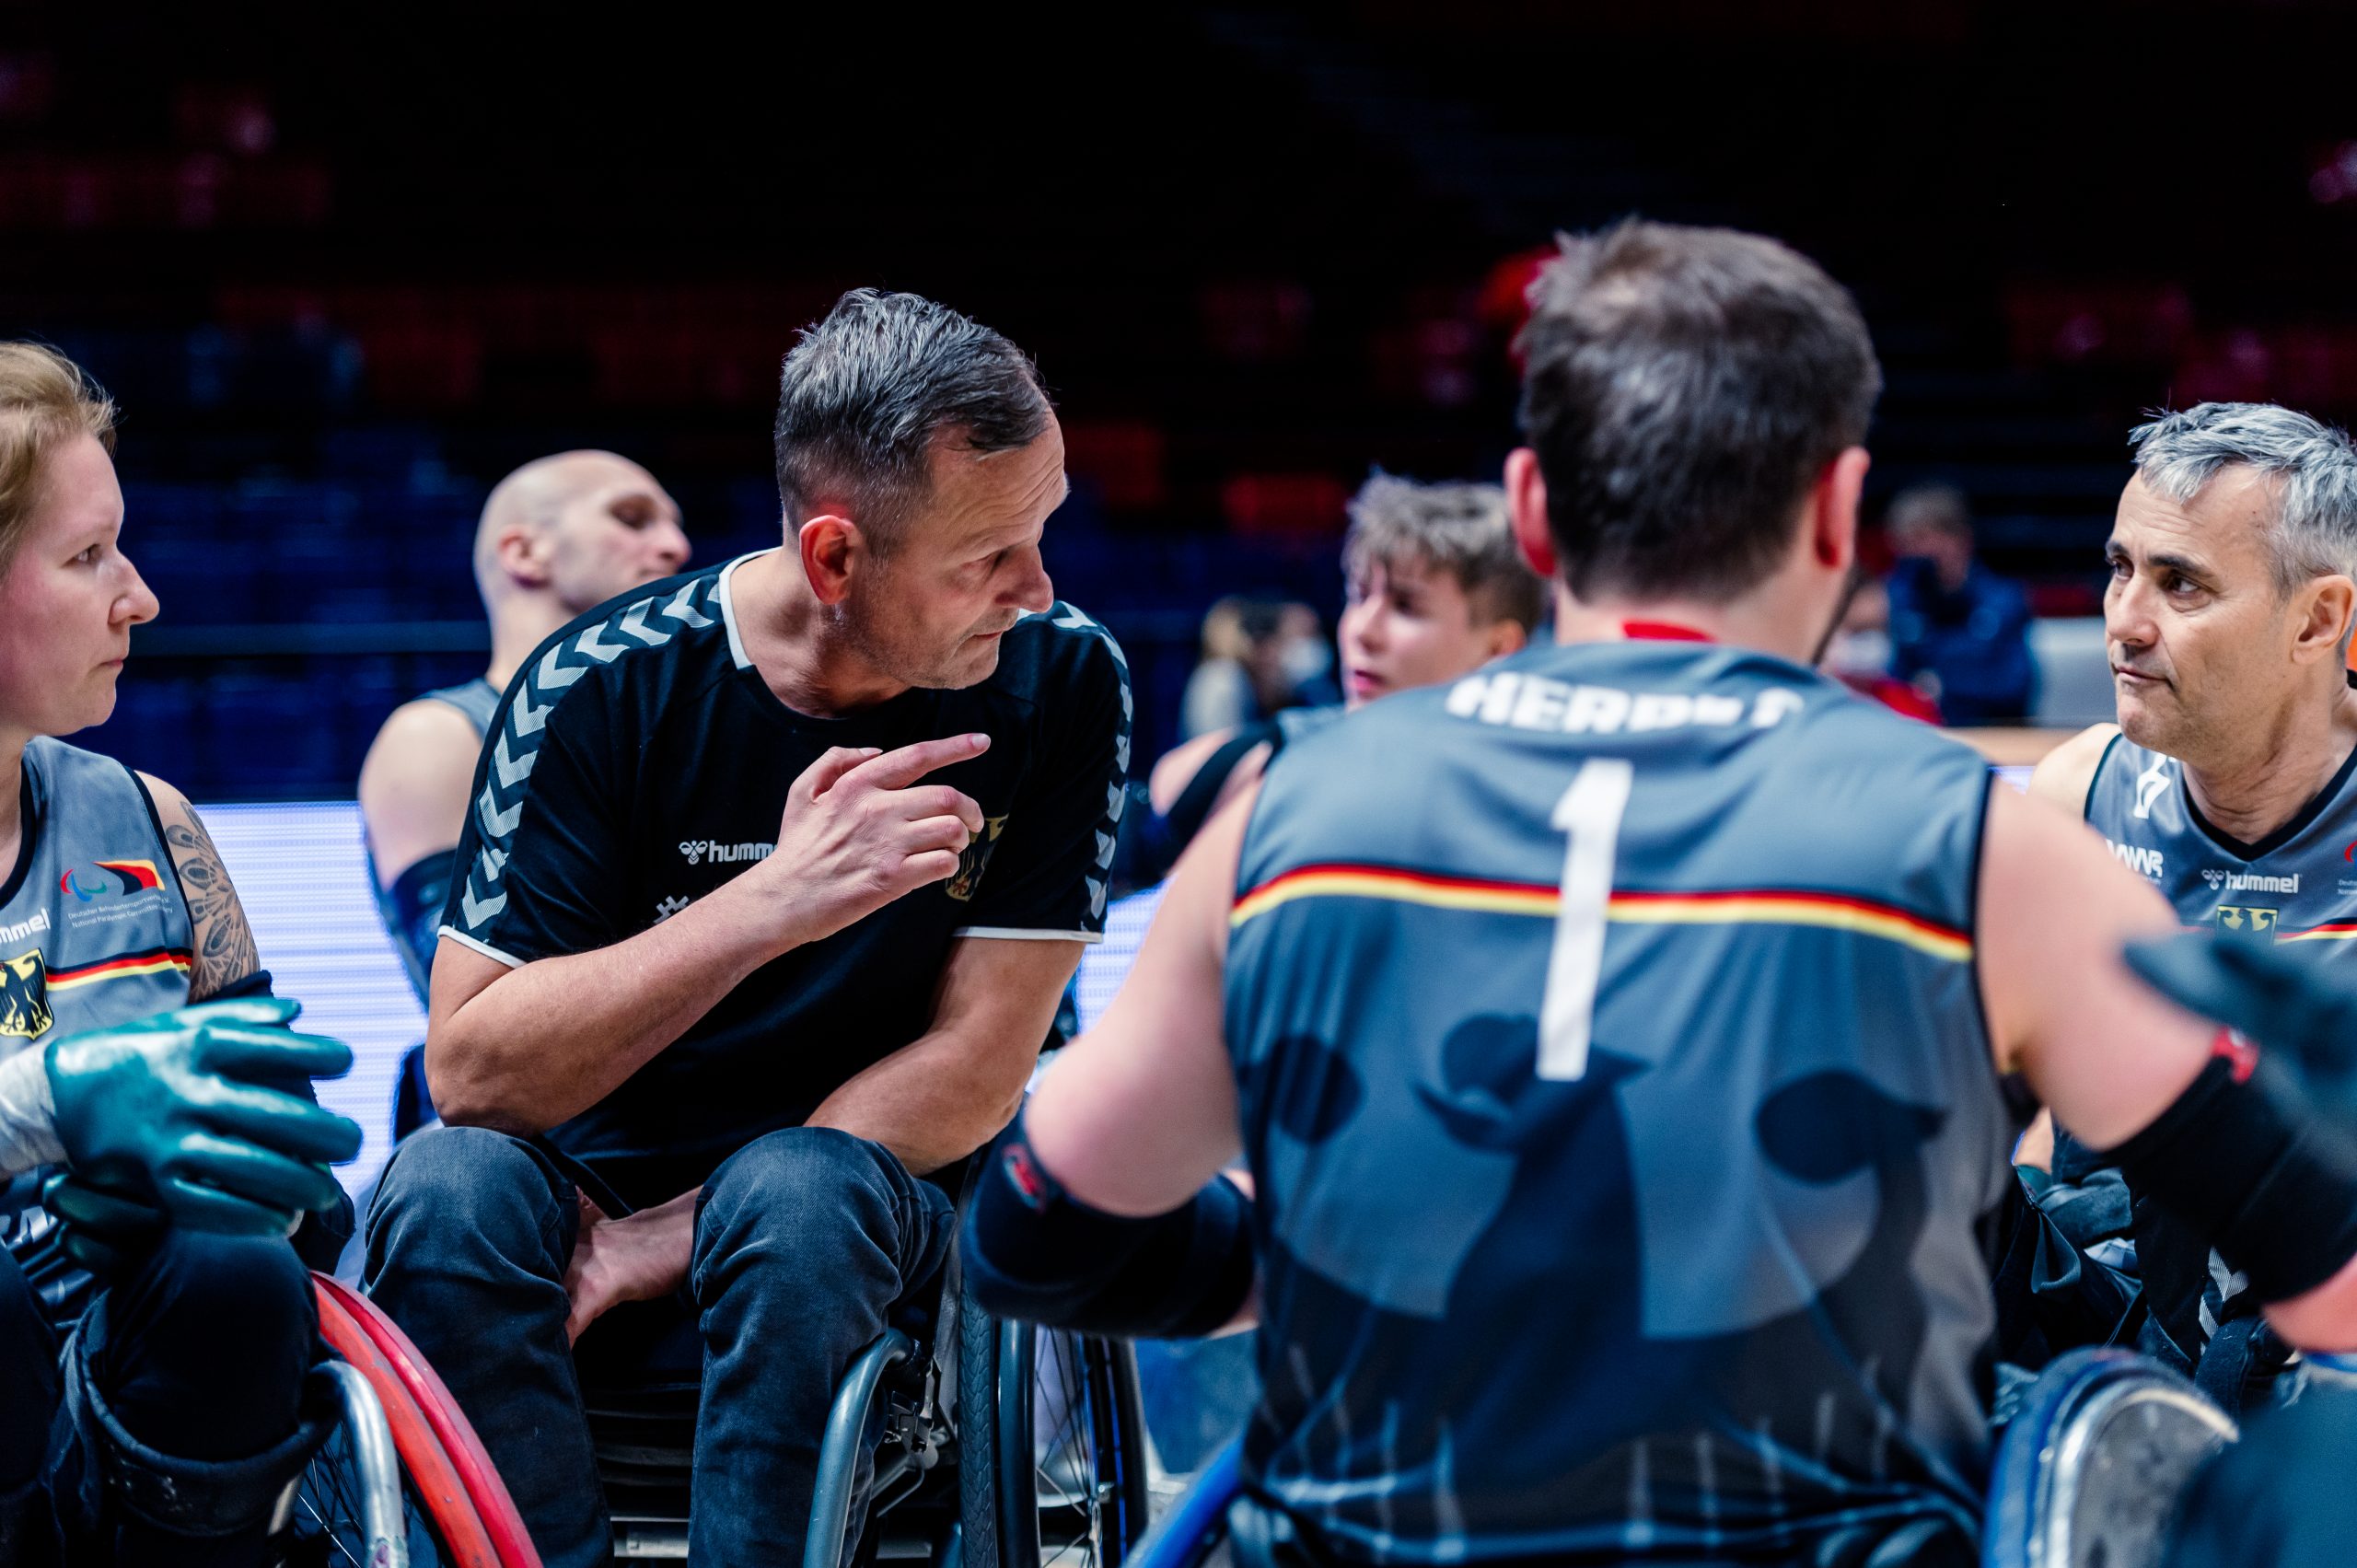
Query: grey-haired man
362,290,1129,1568
2027,401,2357,1400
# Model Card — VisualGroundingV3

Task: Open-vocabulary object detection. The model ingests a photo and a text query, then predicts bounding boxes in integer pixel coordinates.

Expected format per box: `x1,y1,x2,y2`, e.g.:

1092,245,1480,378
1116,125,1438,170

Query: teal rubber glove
41,1168,165,1274
2124,933,2357,1116
42,997,364,1237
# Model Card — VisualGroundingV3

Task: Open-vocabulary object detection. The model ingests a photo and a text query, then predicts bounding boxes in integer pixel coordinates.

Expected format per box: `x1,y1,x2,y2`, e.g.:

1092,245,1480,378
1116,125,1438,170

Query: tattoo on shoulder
164,810,260,999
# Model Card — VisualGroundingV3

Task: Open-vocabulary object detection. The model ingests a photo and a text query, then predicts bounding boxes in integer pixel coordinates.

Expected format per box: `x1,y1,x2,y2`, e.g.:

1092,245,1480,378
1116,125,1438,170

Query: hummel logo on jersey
2133,754,2172,819
0,910,50,947
2201,868,2298,894
2106,840,2165,878
679,840,772,867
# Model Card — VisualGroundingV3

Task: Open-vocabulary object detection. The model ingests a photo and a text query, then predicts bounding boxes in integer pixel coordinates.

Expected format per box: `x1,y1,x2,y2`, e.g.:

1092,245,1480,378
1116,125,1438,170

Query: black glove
2124,933,2357,1116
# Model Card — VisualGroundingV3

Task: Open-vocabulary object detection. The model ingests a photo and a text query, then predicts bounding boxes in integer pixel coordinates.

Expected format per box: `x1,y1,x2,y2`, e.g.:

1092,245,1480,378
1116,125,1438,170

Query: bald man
359,452,689,1136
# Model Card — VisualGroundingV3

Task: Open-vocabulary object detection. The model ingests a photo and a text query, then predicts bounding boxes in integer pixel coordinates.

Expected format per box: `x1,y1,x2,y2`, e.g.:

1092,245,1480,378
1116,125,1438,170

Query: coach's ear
1504,448,1557,580
796,511,865,606
1806,447,1871,575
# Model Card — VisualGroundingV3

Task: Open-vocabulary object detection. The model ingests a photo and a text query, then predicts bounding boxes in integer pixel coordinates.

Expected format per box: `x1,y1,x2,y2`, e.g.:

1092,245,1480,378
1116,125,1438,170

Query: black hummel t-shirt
437,552,1131,1206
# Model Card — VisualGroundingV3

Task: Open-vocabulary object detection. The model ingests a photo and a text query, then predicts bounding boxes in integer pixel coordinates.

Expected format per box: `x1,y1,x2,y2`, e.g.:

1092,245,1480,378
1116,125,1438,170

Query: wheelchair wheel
284,1274,542,1568
958,1275,1151,1568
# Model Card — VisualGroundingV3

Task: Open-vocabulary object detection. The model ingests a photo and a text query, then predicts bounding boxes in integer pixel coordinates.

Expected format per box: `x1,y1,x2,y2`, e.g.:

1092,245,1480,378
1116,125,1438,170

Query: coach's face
0,433,157,739
2106,469,2307,762
852,418,1063,689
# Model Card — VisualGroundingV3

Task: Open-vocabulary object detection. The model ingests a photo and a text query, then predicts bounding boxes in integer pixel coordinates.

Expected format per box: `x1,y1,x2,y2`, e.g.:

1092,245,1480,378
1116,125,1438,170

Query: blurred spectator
1178,596,1333,738
1884,484,2037,725
1822,576,1942,724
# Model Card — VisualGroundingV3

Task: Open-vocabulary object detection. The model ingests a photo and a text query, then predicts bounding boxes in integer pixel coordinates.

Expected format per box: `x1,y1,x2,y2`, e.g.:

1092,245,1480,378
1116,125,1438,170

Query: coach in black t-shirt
362,291,1129,1568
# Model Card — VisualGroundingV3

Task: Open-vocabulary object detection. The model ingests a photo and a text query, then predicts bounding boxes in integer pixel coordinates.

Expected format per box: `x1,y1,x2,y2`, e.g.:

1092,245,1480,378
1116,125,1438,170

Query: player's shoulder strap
418,677,502,740
2037,723,2126,821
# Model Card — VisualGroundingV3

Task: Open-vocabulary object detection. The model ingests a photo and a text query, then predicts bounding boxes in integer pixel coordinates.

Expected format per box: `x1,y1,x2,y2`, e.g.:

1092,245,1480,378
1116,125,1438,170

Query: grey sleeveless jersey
2084,731,2357,951
1225,637,2008,1563
0,738,193,1057
422,677,501,738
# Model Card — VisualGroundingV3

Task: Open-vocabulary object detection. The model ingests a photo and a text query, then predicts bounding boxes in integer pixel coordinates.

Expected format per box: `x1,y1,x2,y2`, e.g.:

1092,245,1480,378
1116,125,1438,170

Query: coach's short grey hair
773,289,1051,552
1342,473,1545,632
2129,402,2357,596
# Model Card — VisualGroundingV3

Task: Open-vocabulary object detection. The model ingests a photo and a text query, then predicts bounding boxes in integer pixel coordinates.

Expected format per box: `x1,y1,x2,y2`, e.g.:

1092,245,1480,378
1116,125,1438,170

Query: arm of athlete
1979,782,2357,1351
2006,726,2119,1173
1022,793,1248,1212
807,935,1083,1175
141,772,261,1000
358,700,484,890
955,792,1256,1337
425,734,988,1134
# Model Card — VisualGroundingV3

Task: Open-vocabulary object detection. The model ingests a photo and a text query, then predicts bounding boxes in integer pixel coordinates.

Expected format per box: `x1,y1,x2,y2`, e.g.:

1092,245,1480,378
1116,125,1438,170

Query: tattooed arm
138,773,261,1001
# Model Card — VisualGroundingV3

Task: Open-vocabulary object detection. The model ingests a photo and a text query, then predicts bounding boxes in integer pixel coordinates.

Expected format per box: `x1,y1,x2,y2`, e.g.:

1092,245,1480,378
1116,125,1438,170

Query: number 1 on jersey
1539,759,1632,1081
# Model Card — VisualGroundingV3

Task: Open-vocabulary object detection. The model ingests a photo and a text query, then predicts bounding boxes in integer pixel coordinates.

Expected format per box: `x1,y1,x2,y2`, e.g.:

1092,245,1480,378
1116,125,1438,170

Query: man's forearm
433,879,807,1132
807,1030,1035,1176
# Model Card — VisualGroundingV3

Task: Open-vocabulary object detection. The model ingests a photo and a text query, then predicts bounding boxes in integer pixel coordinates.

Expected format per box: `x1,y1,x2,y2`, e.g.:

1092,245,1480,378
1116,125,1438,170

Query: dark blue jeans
362,1123,955,1568
0,1227,326,1567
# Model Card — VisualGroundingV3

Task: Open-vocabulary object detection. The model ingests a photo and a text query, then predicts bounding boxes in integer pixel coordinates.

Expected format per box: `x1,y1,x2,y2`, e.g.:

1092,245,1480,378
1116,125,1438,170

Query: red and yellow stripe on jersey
46,945,194,993
2280,922,2357,945
1230,863,1972,963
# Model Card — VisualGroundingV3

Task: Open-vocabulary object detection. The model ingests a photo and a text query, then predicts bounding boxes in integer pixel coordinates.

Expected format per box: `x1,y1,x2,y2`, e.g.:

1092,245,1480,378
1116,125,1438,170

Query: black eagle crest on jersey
0,949,52,1040
945,816,1010,903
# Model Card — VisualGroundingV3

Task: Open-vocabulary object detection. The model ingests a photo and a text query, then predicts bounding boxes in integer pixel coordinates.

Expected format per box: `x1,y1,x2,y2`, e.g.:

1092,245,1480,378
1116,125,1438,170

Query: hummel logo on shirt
679,840,773,867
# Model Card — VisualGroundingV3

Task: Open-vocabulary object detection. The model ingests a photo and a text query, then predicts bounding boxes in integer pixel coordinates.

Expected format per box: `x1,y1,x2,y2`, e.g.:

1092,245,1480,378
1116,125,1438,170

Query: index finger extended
844,732,992,791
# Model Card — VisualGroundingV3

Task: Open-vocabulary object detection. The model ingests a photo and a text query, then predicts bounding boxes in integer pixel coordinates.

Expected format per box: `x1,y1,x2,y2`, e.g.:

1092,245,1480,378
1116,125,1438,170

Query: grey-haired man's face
2105,469,2302,763
842,416,1064,689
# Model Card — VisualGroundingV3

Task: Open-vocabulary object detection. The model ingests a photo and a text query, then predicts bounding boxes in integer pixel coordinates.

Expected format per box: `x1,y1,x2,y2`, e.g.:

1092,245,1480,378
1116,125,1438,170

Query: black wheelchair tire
956,1274,1151,1568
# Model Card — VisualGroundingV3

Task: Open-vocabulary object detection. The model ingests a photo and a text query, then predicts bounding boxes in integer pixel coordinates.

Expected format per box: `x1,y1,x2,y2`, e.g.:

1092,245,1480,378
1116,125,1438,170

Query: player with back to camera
357,450,689,1137
363,289,1129,1568
2021,403,2357,1403
0,343,363,1566
1143,475,1542,869
956,222,2357,1568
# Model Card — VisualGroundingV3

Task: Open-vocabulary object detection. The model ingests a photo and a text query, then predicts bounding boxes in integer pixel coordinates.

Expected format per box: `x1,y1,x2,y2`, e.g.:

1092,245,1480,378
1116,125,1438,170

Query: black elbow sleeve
2102,1043,2357,1303
961,1116,1254,1339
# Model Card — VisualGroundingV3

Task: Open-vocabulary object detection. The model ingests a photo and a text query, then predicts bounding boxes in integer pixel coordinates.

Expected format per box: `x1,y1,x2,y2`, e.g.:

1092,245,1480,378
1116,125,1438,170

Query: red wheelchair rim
312,1273,543,1568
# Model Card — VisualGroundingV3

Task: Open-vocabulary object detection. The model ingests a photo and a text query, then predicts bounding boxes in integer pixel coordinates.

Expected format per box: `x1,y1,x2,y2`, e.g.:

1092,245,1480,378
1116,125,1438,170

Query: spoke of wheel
1031,1331,1102,1568
296,1448,366,1568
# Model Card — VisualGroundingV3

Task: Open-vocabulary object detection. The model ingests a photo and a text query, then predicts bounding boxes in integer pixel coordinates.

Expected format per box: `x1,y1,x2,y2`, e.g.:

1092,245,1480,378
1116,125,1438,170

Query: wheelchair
584,1249,1152,1568
1120,1350,2242,1568
278,1271,540,1567
282,1259,1153,1568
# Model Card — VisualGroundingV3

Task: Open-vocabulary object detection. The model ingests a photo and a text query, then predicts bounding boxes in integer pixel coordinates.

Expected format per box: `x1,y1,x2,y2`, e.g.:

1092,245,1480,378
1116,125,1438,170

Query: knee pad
62,1331,335,1539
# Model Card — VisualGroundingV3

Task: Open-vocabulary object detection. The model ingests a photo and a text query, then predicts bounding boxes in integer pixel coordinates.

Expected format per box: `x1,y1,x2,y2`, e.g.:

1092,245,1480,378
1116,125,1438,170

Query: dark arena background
16,0,2355,1186
12,6,2357,1562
